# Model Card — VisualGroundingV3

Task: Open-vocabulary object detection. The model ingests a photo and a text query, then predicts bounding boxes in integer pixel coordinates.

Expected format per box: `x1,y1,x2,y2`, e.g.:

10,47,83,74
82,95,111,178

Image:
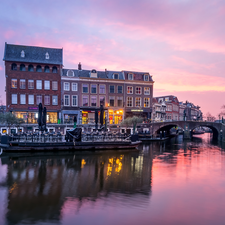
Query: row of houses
2,43,202,131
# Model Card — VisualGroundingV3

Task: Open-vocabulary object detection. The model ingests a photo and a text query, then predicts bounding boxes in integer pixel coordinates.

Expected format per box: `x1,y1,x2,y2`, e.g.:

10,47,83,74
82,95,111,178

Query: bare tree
121,116,143,134
205,112,216,122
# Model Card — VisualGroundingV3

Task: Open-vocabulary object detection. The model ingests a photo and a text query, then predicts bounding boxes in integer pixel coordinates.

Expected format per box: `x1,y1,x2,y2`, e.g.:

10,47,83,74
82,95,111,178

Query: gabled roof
3,43,63,65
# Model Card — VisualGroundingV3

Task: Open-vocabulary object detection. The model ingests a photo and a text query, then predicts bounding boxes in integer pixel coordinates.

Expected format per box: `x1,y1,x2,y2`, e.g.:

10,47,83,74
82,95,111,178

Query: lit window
82,84,88,93
135,97,141,107
12,94,17,104
52,95,58,105
72,95,78,106
127,86,133,94
64,95,70,106
20,79,26,89
99,85,105,94
72,83,77,91
91,96,97,106
36,80,42,89
52,81,58,90
82,95,88,106
28,80,34,89
36,95,42,105
144,98,150,107
44,81,50,90
127,97,133,107
20,94,26,104
136,87,141,95
64,82,70,91
128,73,133,80
44,95,50,105
28,95,34,105
11,79,17,88
144,87,150,95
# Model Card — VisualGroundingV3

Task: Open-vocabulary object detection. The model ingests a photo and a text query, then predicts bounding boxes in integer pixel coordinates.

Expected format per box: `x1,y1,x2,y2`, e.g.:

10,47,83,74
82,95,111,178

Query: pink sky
0,0,225,117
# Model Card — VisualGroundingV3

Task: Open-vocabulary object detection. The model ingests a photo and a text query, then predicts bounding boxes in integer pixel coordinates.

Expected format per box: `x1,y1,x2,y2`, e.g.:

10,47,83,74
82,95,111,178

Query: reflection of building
0,151,152,224
3,43,62,127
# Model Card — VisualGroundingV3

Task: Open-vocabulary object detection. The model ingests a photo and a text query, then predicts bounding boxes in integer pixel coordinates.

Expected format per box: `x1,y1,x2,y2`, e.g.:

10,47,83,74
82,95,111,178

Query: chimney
78,62,82,71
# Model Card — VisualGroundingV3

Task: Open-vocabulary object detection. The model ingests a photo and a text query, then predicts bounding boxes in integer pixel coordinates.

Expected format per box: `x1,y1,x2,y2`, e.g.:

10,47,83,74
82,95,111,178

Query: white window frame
64,95,70,106
36,80,42,90
144,87,150,95
20,94,26,105
12,94,17,104
91,95,97,107
144,74,149,81
135,97,141,107
28,80,34,89
72,95,78,106
44,95,50,105
99,84,105,94
52,81,58,90
117,85,123,94
109,96,115,107
36,95,42,105
100,96,105,106
144,98,150,108
11,79,17,89
128,73,133,80
72,83,78,91
136,87,142,95
44,80,50,90
82,84,89,93
64,82,70,91
20,79,26,89
117,96,123,107
127,97,133,107
127,86,133,94
82,95,89,106
28,95,34,105
109,85,115,94
91,84,97,94
52,95,58,105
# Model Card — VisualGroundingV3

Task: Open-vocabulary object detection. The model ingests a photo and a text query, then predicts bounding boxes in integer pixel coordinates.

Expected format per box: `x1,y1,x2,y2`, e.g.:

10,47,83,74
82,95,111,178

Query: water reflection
0,150,153,225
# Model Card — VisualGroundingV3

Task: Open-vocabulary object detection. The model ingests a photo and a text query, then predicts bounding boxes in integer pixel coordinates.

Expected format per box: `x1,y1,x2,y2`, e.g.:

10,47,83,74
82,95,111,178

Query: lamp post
219,114,221,123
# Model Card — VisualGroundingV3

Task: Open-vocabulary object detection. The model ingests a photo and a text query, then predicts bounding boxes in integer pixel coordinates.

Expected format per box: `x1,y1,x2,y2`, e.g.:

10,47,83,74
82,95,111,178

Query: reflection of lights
9,182,18,193
81,159,86,168
107,156,124,176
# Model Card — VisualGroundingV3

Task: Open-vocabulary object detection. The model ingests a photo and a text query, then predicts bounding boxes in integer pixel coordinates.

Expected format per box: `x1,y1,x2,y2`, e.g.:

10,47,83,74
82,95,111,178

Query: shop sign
28,107,38,110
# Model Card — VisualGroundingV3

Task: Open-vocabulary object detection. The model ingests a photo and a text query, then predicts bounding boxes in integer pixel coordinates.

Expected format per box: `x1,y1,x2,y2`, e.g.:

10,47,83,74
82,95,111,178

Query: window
109,96,115,107
45,52,49,59
28,80,34,89
128,73,133,80
82,84,88,93
28,65,34,71
99,84,105,94
11,79,17,88
117,85,123,93
20,79,26,89
144,87,150,95
144,98,150,107
127,97,133,107
136,87,142,95
64,82,70,91
109,85,115,93
21,50,25,58
52,66,57,73
44,95,50,105
67,70,74,76
20,94,26,104
36,95,42,105
52,81,58,90
28,95,34,105
11,63,17,71
44,81,50,90
20,64,25,71
100,96,105,106
165,97,169,101
91,96,97,106
72,95,78,106
44,66,50,73
52,95,58,105
135,97,141,107
144,74,149,81
36,65,42,72
114,74,119,79
36,80,42,89
91,84,97,94
117,97,123,107
12,94,17,104
72,83,77,91
64,95,70,106
82,95,88,106
127,86,133,94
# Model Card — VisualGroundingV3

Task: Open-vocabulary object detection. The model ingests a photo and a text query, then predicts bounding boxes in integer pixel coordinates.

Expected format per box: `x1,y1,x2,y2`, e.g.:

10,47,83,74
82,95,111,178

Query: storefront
108,109,124,124
61,110,80,124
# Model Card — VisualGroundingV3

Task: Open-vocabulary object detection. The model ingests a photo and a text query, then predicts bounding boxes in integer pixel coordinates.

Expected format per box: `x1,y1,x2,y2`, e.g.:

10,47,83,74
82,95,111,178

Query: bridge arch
154,123,185,135
190,124,219,140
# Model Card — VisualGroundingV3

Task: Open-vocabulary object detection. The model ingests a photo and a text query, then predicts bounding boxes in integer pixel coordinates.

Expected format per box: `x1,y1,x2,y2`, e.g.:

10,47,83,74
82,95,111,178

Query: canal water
1,133,225,225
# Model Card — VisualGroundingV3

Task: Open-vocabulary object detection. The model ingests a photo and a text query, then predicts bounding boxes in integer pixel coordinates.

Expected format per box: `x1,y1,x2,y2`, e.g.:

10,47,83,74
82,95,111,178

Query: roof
3,43,63,65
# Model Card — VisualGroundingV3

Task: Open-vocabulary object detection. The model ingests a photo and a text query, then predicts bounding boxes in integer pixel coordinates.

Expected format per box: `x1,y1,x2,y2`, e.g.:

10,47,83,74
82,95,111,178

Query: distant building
179,101,202,121
152,97,166,122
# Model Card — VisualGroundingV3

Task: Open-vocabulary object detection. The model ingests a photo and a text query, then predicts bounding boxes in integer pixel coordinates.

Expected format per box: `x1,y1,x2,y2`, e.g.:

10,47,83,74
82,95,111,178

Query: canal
0,133,225,225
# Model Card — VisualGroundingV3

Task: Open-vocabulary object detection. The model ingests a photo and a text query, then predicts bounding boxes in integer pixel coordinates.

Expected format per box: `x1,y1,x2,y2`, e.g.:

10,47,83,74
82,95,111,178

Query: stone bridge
139,121,225,141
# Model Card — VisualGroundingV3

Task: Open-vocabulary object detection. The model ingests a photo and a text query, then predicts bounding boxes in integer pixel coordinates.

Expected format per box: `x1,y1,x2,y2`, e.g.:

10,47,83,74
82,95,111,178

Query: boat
0,128,141,152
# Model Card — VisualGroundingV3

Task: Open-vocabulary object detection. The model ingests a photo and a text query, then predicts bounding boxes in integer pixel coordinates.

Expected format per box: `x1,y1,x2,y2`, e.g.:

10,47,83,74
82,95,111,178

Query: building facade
3,43,62,128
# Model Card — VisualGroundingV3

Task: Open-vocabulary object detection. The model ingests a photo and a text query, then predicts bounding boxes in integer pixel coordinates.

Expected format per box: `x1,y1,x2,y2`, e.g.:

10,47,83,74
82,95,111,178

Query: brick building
3,43,62,127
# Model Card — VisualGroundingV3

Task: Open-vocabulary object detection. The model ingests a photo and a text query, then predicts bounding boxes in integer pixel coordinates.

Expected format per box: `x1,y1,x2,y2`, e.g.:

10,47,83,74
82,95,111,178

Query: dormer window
144,74,149,81
67,70,74,77
113,74,119,79
90,69,97,78
21,50,25,58
128,73,133,80
45,52,49,59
